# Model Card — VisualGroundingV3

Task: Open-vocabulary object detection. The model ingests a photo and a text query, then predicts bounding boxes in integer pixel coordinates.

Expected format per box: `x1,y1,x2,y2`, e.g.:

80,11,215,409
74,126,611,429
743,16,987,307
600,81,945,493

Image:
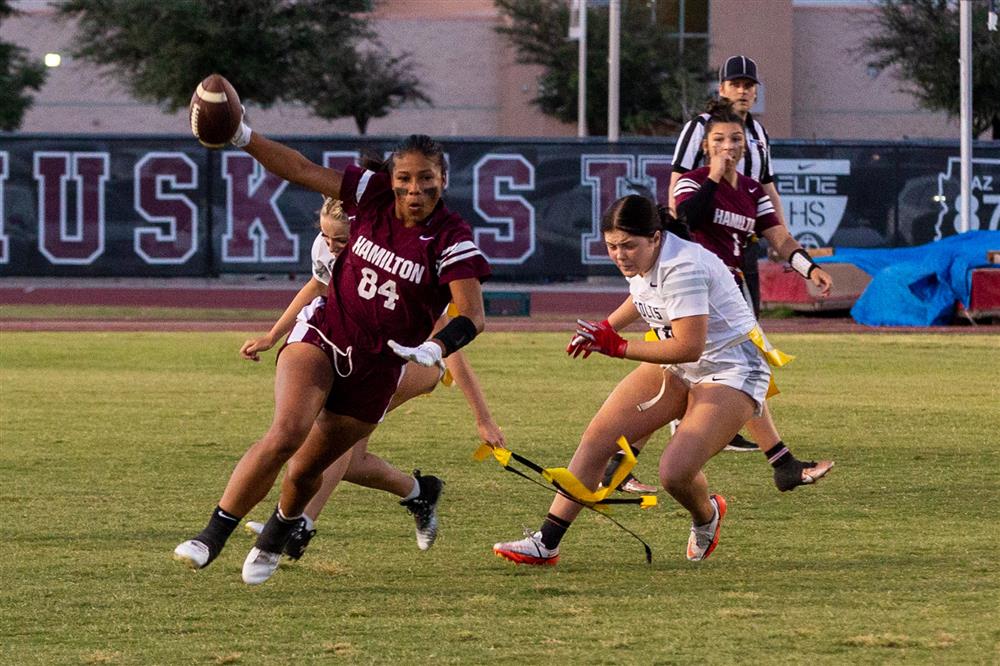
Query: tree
56,0,428,133
859,0,1000,139
494,0,711,136
295,44,430,135
0,0,48,131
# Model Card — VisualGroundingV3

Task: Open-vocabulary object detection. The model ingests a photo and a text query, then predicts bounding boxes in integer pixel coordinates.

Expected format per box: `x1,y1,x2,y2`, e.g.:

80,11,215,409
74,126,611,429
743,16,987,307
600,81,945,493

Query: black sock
255,505,301,553
194,505,241,561
763,441,794,468
539,513,571,550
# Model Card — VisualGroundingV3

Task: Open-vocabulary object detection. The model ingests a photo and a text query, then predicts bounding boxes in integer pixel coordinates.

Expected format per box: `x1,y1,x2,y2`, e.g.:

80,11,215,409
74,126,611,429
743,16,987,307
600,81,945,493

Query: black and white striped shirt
670,111,774,185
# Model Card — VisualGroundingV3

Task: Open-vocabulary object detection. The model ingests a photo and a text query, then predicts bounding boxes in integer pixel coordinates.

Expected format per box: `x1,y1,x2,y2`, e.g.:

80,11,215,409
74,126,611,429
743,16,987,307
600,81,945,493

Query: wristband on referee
789,248,819,279
432,315,478,356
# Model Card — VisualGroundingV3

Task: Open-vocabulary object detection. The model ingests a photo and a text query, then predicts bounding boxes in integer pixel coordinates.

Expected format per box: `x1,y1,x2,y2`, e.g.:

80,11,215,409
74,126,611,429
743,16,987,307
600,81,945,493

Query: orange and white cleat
493,530,559,566
686,494,726,561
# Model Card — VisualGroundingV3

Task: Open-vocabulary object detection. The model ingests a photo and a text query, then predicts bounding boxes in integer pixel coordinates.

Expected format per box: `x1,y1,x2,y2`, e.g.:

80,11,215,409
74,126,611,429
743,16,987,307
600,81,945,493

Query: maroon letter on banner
33,152,109,265
580,156,633,263
640,157,674,205
134,153,199,264
221,153,297,262
472,154,536,264
323,151,360,173
0,151,8,263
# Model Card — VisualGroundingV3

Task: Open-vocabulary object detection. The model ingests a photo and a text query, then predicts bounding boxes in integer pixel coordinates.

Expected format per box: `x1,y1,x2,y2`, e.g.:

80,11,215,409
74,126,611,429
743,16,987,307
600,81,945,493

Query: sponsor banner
771,158,851,247
1,137,997,278
935,157,1000,239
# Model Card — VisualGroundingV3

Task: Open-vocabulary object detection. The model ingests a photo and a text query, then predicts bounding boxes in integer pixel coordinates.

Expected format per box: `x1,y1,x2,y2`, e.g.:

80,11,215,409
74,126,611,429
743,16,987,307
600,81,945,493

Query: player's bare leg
302,448,353,520
340,361,441,495
659,384,750,519
494,364,685,565
599,362,669,493
173,343,332,570
746,404,834,491
243,411,375,584
245,359,447,561
286,360,438,524
659,384,752,560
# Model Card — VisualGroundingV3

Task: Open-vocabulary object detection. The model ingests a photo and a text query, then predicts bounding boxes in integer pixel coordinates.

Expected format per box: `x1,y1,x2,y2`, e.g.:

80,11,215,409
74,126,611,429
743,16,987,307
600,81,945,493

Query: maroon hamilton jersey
322,165,491,355
673,166,780,270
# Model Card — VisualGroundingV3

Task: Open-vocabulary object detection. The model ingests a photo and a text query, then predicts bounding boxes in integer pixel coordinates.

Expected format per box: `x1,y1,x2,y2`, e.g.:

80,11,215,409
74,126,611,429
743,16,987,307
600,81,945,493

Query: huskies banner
0,137,997,278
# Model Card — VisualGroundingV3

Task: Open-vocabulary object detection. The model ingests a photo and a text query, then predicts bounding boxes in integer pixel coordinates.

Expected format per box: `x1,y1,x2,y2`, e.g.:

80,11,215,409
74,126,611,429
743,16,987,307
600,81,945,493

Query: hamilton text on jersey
712,208,755,233
351,234,427,285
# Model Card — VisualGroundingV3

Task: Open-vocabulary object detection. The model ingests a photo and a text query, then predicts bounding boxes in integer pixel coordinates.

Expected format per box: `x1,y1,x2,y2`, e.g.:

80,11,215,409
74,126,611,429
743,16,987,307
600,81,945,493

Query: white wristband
789,249,817,279
231,121,252,148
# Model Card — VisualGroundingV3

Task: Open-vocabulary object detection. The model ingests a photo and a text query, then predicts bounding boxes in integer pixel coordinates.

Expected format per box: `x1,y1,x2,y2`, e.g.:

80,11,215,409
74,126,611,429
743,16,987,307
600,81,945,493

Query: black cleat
400,470,443,550
724,433,760,452
774,459,835,492
283,519,317,561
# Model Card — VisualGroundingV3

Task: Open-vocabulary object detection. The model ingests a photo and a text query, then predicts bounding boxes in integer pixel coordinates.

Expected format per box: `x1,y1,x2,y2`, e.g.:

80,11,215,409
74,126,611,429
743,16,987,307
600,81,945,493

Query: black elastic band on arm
676,178,718,230
432,315,478,356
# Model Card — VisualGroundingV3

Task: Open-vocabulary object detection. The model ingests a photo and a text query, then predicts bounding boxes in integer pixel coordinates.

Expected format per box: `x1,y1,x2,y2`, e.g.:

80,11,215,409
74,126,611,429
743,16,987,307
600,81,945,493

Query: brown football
189,74,242,148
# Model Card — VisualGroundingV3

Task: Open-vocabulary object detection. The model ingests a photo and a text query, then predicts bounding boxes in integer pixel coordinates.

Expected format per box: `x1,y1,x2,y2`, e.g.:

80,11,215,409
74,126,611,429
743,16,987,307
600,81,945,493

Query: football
189,74,242,148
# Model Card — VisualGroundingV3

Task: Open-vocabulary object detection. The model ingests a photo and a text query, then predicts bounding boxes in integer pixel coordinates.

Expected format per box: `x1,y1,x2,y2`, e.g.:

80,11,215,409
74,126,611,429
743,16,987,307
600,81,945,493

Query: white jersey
627,233,757,355
310,233,337,285
628,233,770,413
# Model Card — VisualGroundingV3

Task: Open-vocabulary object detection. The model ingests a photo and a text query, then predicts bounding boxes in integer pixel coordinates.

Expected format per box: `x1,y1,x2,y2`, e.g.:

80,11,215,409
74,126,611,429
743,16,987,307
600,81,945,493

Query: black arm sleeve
675,178,719,230
432,315,478,356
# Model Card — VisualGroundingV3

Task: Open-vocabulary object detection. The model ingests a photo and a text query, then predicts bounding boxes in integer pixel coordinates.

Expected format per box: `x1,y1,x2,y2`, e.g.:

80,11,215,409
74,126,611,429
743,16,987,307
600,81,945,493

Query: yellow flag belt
474,436,656,563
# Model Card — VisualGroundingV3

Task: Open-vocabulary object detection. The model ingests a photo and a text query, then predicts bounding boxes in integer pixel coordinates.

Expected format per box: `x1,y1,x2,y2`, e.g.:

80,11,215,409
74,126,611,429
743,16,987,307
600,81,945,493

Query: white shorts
666,339,771,417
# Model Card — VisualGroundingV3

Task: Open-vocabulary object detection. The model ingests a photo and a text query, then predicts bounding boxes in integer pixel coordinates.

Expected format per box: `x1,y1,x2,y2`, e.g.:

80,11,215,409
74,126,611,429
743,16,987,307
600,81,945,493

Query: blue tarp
815,231,1000,327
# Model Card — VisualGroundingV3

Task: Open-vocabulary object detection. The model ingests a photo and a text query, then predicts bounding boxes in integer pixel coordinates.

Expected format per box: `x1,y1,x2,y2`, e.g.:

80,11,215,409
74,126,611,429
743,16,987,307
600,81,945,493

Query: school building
2,0,967,140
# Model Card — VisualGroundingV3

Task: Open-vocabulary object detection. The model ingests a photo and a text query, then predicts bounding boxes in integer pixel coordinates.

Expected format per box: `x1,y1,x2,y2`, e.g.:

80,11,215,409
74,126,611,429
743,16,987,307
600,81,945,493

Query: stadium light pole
958,0,972,233
608,0,620,142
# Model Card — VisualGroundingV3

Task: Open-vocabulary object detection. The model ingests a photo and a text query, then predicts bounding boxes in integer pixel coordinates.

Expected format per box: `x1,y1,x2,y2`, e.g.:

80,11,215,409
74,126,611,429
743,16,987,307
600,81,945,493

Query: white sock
276,507,302,523
302,515,315,531
402,477,420,501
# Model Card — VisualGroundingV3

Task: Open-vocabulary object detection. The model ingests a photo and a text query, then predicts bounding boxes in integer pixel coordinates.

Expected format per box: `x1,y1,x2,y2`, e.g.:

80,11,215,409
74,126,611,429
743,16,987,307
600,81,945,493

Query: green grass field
1,331,998,664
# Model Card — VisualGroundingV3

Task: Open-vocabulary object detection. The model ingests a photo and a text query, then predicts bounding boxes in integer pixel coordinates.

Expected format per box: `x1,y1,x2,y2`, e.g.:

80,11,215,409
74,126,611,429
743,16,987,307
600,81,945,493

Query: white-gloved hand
230,105,252,148
388,339,445,369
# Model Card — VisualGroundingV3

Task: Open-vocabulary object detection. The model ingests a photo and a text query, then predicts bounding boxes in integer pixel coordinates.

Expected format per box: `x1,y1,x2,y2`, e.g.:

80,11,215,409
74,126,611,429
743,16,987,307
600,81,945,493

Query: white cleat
493,530,559,566
242,547,281,585
686,495,727,562
244,520,265,536
173,539,211,570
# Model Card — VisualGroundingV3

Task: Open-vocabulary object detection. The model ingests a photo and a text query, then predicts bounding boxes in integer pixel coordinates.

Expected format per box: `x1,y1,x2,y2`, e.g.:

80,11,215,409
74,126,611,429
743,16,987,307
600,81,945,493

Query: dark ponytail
704,97,744,135
360,149,389,174
657,205,691,241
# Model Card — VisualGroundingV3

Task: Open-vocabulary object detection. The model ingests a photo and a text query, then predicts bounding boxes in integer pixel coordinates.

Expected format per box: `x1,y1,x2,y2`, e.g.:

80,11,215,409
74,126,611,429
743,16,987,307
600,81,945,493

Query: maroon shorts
280,297,404,424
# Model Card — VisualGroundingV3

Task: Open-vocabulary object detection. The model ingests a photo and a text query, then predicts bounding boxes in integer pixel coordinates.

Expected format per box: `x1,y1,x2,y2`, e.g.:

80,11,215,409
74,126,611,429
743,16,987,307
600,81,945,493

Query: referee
669,55,787,320
671,55,790,454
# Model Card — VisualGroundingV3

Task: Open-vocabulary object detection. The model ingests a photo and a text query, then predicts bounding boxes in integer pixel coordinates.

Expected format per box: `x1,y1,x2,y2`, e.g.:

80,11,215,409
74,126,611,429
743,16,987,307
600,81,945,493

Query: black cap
719,55,760,84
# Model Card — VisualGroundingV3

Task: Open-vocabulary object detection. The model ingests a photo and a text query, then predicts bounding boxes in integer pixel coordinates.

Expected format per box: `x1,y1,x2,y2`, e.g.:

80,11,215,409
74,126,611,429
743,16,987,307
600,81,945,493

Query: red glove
574,319,627,358
566,332,593,358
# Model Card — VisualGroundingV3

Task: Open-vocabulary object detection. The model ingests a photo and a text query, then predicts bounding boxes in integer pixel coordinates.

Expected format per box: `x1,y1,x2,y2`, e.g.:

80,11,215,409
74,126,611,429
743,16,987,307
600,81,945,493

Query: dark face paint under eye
422,186,440,200
393,187,407,198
